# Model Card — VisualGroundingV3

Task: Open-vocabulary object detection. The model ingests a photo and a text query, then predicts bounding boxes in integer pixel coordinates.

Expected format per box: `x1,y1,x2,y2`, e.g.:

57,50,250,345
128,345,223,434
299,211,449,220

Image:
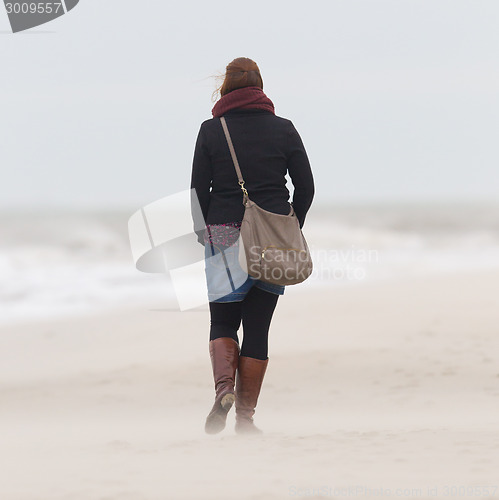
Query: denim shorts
204,240,285,303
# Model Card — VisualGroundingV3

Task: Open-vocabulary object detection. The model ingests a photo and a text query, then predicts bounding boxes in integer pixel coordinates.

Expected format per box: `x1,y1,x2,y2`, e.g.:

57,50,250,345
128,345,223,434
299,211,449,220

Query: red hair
212,57,264,101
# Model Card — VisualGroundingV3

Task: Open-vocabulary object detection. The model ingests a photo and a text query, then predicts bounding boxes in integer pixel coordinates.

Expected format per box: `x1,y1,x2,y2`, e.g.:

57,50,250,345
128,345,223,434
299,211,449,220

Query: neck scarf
212,86,275,117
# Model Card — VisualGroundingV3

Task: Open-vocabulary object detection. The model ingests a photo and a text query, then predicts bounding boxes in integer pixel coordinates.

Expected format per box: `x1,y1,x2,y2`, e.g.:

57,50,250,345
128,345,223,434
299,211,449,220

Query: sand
1,270,498,500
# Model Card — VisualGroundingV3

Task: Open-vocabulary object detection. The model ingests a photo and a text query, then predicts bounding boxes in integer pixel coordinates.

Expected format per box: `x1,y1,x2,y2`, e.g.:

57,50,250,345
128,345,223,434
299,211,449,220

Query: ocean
1,202,498,324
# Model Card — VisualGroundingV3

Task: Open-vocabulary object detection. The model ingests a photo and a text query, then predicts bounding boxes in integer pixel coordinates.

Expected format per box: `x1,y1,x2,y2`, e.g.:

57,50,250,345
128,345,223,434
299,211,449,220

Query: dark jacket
190,108,314,242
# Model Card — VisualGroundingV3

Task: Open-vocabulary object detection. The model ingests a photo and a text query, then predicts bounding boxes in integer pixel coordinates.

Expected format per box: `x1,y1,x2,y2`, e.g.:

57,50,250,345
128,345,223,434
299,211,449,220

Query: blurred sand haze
1,268,498,499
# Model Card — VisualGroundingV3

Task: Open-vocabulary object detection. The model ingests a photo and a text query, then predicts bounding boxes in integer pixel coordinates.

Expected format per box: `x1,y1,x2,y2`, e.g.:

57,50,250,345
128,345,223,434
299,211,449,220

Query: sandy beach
1,268,498,500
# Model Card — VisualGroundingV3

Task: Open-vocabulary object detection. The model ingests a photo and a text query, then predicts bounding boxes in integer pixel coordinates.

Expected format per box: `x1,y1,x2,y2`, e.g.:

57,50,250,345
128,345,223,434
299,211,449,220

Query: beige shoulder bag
220,116,313,286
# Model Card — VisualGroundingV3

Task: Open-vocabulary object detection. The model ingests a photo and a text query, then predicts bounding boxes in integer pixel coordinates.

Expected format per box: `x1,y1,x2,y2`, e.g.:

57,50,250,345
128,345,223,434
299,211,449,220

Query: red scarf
212,86,275,117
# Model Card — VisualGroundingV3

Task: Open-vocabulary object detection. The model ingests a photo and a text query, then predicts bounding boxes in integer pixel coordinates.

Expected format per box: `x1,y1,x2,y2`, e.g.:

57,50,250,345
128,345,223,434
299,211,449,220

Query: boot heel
221,393,235,410
205,392,235,434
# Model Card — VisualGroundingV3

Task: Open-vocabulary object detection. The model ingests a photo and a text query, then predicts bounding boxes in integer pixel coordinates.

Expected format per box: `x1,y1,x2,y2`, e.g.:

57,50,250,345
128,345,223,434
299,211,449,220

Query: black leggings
209,285,280,360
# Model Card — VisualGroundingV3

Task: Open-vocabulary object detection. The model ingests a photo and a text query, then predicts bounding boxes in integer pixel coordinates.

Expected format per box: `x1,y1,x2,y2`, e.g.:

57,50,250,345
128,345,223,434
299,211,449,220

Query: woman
190,57,314,435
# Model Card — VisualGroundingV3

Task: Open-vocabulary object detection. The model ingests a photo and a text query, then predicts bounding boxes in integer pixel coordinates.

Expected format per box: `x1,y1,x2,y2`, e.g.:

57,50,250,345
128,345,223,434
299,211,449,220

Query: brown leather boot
205,337,240,434
234,355,269,435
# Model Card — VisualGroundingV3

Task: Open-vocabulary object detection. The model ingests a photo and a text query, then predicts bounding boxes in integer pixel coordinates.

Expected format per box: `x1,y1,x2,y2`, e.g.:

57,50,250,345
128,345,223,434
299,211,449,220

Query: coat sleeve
190,123,212,245
286,121,315,228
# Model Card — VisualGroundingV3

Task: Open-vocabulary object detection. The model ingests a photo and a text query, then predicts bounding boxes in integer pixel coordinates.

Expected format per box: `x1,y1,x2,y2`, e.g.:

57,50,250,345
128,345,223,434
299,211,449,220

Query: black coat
190,108,315,242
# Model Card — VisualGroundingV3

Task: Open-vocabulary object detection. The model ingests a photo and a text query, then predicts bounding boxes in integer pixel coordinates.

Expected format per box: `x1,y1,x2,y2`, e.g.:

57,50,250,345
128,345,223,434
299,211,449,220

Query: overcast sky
1,0,498,210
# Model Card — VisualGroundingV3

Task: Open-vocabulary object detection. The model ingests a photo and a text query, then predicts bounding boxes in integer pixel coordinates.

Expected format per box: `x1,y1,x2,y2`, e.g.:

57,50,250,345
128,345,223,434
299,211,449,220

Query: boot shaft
235,355,269,420
209,337,240,396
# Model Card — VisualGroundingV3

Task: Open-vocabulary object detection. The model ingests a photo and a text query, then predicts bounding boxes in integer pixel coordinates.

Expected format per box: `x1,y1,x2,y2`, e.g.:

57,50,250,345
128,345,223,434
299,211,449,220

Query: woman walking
190,57,314,435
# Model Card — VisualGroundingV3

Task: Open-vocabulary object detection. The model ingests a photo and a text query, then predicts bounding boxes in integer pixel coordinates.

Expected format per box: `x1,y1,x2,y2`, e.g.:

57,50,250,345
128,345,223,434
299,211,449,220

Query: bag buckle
238,180,248,196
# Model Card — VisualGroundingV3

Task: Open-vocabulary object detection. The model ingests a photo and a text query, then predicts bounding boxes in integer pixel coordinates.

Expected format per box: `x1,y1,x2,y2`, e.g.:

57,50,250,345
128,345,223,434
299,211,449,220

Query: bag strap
220,116,294,217
220,117,249,203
